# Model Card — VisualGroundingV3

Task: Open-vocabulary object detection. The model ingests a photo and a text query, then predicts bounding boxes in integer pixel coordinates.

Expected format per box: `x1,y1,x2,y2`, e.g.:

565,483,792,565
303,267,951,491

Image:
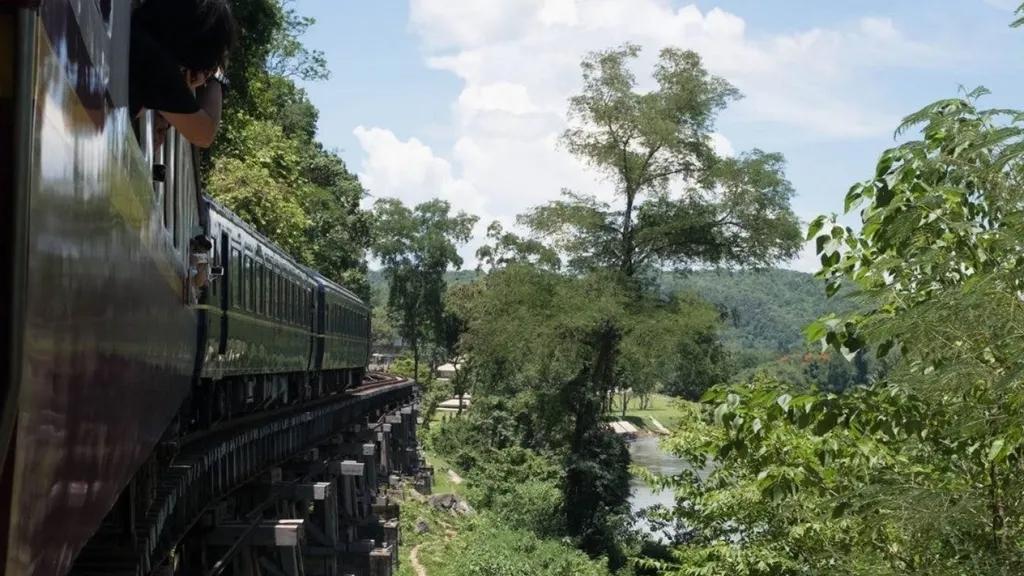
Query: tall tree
525,44,802,278
371,198,477,379
522,45,799,559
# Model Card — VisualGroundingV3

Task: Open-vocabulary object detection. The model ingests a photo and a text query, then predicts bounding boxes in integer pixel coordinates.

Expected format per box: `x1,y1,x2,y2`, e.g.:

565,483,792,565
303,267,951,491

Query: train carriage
1,2,377,575
195,200,318,423
311,271,371,394
1,2,205,574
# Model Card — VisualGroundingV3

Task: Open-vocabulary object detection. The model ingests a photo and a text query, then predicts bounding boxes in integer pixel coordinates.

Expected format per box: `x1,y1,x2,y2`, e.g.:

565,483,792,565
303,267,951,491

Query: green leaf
806,215,827,241
844,184,864,213
987,438,1007,463
776,394,793,412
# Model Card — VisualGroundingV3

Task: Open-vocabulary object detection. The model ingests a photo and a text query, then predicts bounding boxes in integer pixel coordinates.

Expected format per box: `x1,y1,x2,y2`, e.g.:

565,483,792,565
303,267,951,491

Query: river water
628,435,687,541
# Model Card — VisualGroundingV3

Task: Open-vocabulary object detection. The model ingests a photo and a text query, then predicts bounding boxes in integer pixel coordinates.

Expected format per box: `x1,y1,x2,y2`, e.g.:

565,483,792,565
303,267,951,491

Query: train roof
304,267,368,310
206,196,314,279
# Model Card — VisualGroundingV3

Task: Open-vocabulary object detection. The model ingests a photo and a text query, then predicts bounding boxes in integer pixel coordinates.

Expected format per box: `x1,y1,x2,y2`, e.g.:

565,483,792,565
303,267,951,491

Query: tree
453,264,635,563
446,45,800,567
371,198,477,380
525,44,801,278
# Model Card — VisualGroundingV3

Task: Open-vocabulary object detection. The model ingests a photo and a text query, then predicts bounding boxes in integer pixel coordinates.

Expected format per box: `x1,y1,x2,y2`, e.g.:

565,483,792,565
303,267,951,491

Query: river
628,435,687,541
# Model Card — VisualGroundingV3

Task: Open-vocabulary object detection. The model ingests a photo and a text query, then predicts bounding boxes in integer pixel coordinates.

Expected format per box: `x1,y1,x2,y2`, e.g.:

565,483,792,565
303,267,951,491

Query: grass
394,497,467,576
610,393,695,432
394,443,471,576
423,448,464,496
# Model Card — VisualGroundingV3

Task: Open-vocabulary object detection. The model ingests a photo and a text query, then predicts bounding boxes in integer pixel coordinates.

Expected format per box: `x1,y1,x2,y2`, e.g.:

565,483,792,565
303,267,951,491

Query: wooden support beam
205,519,305,547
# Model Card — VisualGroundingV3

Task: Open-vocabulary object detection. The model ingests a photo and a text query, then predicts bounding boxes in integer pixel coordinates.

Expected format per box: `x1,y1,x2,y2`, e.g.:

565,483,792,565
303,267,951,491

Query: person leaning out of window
130,0,237,149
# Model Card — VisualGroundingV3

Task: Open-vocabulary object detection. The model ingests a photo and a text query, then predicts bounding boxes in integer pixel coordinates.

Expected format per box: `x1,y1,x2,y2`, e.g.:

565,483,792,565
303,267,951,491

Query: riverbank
614,393,696,433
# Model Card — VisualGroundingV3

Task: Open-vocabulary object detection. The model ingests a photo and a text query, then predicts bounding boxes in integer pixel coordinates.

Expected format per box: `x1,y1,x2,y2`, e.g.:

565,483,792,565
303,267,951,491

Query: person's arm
159,79,223,148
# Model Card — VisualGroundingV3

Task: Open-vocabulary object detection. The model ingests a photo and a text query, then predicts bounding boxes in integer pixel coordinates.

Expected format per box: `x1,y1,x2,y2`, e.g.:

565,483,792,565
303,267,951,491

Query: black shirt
129,24,200,117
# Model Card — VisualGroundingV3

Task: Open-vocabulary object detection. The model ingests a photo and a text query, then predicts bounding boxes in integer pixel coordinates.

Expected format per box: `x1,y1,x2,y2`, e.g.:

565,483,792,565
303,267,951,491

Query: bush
487,479,565,538
446,521,610,576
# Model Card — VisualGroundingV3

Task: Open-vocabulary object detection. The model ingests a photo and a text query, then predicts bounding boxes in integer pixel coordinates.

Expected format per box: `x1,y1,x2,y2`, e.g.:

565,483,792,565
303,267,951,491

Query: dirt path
410,544,427,576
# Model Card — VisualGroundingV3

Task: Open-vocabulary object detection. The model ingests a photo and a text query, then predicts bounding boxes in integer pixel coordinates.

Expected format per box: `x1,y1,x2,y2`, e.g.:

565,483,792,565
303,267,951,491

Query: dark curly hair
134,0,237,73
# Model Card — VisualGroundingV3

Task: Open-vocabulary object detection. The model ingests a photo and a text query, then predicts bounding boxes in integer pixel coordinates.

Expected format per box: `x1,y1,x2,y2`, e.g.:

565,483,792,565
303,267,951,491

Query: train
1,2,372,575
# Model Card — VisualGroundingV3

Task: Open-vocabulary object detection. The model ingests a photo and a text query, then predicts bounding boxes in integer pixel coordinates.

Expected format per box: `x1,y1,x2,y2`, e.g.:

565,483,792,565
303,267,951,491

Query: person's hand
183,69,210,89
153,113,170,150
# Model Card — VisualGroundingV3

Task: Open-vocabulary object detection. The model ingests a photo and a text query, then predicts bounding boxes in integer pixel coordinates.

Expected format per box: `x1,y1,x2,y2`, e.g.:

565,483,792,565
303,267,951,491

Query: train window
283,280,290,324
164,138,180,249
287,278,293,323
291,282,298,324
263,265,270,317
283,276,288,322
274,272,282,319
230,248,241,308
253,263,260,314
244,255,253,311
269,269,275,318
260,264,268,315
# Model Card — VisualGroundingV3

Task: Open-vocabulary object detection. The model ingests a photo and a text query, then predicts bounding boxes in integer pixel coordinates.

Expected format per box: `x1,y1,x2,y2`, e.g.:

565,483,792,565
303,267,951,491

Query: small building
436,363,459,379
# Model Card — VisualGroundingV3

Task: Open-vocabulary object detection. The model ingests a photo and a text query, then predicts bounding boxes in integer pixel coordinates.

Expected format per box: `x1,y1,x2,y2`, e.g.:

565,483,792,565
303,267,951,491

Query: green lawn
612,393,695,432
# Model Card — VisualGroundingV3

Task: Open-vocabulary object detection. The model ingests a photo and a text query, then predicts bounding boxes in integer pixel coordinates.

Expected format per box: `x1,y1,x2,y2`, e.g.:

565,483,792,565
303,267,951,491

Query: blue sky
294,0,1024,270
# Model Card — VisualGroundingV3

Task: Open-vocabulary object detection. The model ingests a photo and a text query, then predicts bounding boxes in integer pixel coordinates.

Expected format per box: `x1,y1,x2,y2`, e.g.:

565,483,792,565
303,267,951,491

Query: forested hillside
664,268,854,354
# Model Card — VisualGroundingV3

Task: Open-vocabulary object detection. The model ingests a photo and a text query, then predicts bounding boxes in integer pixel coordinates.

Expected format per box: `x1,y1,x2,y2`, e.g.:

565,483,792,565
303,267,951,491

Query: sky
293,0,1024,272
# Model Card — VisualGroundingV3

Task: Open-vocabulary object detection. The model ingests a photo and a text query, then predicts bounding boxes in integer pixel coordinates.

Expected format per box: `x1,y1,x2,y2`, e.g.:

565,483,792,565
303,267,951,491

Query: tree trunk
990,462,1006,556
620,388,629,419
620,187,637,277
412,340,420,383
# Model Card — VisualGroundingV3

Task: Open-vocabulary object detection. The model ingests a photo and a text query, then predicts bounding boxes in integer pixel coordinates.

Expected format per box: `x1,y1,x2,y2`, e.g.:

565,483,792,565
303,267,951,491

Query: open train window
96,0,112,25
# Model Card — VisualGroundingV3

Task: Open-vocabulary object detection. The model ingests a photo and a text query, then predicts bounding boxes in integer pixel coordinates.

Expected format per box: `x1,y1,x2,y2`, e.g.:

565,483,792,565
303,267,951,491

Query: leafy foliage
653,91,1024,575
526,44,801,277
664,269,855,354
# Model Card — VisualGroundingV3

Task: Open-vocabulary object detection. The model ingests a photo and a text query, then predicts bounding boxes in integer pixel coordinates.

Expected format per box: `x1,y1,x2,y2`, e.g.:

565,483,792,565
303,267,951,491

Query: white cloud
353,126,487,217
710,133,735,158
357,1,946,267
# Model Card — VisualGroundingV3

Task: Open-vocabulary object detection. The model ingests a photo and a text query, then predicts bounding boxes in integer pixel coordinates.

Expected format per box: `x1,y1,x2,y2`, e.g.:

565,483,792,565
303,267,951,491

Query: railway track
71,374,421,576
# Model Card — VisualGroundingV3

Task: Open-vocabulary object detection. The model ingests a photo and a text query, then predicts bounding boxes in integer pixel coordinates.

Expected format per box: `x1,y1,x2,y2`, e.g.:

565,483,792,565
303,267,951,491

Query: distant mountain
662,268,855,355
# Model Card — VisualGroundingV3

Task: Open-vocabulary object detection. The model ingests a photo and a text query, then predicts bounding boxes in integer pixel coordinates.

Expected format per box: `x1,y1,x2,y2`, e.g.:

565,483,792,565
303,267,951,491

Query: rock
427,493,473,515
428,493,457,510
414,518,430,534
453,499,474,515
